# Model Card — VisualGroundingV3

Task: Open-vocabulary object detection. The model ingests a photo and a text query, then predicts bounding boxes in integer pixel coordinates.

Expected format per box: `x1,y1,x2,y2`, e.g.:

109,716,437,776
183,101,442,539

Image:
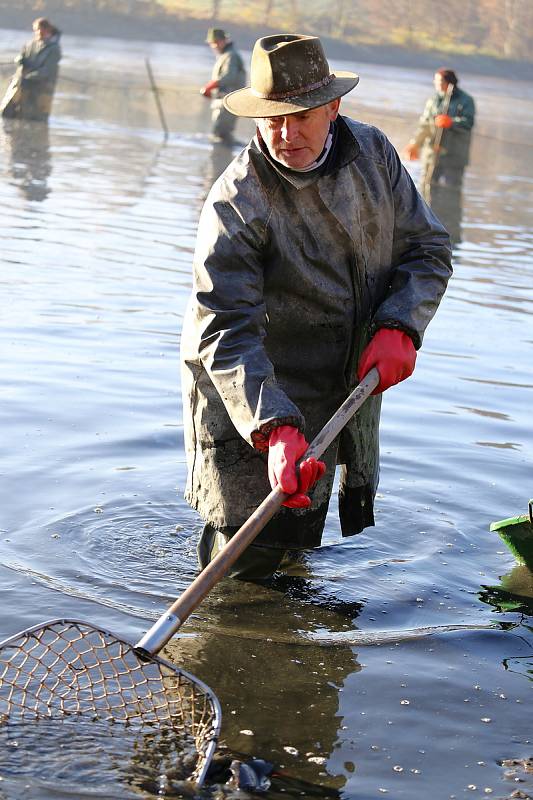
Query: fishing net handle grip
135,368,379,656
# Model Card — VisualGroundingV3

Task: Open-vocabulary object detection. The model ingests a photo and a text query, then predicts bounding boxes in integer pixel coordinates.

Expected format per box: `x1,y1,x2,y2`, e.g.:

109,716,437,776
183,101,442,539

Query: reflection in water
499,564,533,599
482,507,533,614
428,181,463,246
2,118,51,201
168,577,362,794
269,569,365,619
480,564,533,615
201,140,236,203
210,140,234,182
431,183,463,247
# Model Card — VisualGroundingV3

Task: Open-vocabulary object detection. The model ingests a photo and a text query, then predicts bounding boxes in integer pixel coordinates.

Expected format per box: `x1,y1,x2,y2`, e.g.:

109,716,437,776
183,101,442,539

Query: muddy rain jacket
181,116,452,547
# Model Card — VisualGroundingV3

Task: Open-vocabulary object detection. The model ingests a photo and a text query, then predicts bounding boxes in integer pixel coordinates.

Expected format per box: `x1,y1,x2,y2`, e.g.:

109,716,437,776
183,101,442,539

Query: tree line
3,0,532,60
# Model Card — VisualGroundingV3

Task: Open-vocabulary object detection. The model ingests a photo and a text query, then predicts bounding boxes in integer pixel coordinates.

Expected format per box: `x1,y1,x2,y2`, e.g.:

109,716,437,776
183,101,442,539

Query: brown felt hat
224,34,359,118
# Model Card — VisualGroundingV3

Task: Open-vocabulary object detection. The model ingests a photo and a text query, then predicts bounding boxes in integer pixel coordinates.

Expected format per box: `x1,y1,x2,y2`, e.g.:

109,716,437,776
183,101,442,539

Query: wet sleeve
370,136,453,348
192,182,304,449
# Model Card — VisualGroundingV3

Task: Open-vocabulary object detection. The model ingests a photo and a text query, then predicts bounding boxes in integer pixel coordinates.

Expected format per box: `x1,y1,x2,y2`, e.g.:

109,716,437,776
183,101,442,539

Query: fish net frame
0,618,221,786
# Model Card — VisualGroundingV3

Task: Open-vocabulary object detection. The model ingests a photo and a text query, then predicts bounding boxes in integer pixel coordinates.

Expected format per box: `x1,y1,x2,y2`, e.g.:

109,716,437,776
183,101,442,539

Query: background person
1,18,62,122
200,27,246,144
182,34,452,582
403,68,475,202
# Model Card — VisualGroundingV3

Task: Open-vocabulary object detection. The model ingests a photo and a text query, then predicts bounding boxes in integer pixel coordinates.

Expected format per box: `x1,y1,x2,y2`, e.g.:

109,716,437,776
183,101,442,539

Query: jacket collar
35,33,60,50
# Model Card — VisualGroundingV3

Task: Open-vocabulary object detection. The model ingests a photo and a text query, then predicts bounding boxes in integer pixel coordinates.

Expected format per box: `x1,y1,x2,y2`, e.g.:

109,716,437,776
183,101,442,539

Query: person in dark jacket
201,28,246,144
0,17,62,122
403,68,475,203
183,34,452,581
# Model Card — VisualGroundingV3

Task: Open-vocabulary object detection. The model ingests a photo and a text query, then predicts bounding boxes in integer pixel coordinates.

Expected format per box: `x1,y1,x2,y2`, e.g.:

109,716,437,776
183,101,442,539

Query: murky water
0,30,532,800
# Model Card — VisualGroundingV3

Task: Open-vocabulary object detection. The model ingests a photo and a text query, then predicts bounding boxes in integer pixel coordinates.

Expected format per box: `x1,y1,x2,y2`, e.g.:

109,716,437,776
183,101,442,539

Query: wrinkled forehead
258,101,337,124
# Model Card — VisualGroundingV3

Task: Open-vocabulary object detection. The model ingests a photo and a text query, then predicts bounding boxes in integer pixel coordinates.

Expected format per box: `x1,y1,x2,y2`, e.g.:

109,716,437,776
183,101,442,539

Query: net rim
0,616,222,786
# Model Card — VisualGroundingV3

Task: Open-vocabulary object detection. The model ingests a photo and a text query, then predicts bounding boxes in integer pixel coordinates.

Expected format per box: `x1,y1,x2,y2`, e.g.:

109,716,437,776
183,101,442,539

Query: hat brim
223,72,359,117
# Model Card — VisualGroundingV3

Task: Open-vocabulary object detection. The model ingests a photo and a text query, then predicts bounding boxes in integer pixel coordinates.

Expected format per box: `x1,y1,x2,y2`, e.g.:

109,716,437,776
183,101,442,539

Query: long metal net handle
136,368,379,656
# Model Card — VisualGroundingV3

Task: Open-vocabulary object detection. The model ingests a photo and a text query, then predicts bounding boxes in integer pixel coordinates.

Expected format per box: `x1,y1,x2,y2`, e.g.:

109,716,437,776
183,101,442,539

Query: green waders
198,523,287,581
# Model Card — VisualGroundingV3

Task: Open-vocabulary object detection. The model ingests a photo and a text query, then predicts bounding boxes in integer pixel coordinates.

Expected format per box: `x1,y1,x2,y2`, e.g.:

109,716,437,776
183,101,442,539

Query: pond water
0,29,532,800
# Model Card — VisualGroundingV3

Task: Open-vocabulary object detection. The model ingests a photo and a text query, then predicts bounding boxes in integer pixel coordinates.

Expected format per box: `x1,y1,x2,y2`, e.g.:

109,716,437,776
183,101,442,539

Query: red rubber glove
435,114,453,129
357,329,417,395
200,79,219,98
268,425,326,509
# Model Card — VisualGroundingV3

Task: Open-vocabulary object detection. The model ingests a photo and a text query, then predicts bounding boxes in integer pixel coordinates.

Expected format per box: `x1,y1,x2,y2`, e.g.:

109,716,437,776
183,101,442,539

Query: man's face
433,73,449,94
33,23,50,41
256,99,341,170
209,38,226,54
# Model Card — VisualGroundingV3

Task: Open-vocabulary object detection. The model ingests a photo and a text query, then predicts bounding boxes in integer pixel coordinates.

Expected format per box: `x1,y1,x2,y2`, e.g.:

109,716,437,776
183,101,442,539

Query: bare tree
335,0,348,37
503,0,533,58
263,0,275,25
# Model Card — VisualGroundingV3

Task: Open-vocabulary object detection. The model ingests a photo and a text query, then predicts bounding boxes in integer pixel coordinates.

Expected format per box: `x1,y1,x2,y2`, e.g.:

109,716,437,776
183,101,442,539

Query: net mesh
0,619,219,784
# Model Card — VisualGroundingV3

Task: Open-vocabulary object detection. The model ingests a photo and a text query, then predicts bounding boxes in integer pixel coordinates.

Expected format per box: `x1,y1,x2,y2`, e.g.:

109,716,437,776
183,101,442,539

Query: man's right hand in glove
268,426,326,509
200,79,219,98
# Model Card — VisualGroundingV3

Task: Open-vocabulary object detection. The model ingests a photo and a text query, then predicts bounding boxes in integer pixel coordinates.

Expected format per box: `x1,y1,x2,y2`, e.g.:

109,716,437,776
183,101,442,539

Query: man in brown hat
200,28,246,144
182,34,452,580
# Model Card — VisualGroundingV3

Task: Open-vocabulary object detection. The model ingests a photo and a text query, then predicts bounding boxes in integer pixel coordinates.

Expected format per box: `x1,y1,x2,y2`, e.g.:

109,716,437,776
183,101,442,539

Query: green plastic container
490,500,533,569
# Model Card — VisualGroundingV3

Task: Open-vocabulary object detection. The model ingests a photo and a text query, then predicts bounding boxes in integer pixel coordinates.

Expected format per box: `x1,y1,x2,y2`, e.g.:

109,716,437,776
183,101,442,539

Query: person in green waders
182,34,453,582
200,28,246,144
404,68,475,243
0,17,62,121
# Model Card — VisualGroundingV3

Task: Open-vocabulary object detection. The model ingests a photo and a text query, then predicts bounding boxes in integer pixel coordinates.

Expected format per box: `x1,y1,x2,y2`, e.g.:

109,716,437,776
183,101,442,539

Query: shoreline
1,8,532,82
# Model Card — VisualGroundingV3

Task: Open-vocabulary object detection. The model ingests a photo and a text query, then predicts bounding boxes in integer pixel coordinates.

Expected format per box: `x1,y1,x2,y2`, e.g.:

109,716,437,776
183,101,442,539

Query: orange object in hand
200,79,219,98
268,426,326,509
357,328,417,395
435,114,453,129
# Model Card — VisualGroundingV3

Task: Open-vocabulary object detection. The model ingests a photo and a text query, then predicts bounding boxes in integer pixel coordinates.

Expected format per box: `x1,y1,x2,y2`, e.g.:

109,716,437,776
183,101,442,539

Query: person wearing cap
182,34,452,581
404,68,475,202
1,18,62,121
201,28,246,144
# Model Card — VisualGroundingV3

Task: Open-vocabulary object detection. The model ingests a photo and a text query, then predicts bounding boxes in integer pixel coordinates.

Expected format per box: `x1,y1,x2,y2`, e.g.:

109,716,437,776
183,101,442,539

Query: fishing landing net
0,618,221,788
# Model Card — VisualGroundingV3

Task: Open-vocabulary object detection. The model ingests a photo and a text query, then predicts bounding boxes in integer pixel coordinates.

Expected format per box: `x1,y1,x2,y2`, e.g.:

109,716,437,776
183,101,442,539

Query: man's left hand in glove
435,114,453,129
